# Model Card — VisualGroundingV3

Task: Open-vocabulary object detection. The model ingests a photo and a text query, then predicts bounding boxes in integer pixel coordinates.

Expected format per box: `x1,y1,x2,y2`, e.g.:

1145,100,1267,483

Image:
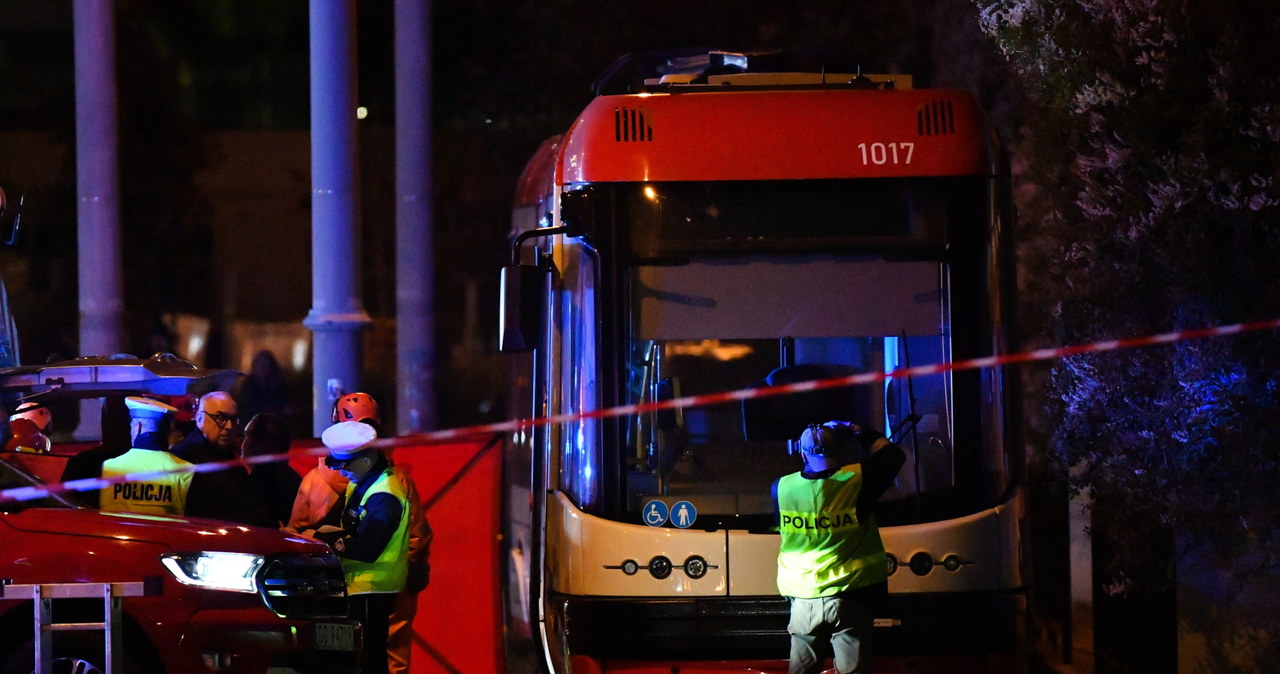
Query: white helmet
10,402,51,432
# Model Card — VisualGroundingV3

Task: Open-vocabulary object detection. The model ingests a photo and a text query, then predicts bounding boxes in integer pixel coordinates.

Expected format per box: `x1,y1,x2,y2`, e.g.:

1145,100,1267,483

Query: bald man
172,391,272,527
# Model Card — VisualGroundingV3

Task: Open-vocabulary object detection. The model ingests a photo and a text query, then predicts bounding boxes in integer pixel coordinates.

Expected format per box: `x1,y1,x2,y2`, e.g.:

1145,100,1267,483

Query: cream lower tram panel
547,490,1022,597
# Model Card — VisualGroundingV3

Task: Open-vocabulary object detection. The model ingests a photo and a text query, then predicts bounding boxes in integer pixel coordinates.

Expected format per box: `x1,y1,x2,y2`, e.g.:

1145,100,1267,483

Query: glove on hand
853,424,885,452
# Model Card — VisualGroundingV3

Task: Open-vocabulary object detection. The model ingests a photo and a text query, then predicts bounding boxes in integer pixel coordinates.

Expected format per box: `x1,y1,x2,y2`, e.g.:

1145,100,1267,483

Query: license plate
315,622,355,651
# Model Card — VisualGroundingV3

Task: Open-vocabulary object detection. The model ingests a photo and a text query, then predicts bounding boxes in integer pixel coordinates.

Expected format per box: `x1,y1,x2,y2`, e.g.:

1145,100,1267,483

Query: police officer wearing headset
773,420,906,674
312,420,411,674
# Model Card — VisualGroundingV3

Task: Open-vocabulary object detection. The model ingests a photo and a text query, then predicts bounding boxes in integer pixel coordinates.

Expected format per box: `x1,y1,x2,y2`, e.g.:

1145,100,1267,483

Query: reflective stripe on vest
775,464,888,598
99,448,194,516
342,468,411,595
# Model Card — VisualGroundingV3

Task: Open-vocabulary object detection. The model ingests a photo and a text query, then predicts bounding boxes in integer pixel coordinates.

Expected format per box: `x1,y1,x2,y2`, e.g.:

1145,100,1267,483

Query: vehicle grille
614,106,654,142
258,553,349,619
556,594,791,660
917,99,955,136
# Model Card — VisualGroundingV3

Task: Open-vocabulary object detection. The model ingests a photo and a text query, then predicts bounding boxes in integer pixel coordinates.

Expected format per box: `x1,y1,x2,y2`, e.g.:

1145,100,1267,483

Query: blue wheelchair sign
642,500,669,527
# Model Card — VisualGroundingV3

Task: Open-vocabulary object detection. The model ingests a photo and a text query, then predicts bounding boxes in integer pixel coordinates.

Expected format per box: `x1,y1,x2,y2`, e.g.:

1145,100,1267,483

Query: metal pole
394,0,437,433
34,586,48,674
304,0,370,436
73,0,125,440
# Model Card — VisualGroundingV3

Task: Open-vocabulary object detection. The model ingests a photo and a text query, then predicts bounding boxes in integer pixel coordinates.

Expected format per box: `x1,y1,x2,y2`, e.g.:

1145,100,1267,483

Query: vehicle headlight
160,552,265,593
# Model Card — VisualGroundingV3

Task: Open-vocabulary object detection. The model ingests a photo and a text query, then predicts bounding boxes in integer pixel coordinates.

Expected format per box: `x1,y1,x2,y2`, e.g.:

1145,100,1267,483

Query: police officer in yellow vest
774,420,905,674
314,421,411,674
100,397,194,516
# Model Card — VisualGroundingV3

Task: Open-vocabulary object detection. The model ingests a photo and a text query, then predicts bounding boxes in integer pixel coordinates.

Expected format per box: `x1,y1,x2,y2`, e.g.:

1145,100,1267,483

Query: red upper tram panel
555,50,1000,185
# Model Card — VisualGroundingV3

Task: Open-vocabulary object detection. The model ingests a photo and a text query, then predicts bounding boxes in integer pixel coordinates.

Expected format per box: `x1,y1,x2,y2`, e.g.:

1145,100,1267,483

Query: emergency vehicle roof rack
0,352,242,401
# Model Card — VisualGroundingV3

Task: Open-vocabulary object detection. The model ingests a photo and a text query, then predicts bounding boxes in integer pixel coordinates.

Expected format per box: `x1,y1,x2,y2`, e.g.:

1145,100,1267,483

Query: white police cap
125,396,178,420
322,420,377,459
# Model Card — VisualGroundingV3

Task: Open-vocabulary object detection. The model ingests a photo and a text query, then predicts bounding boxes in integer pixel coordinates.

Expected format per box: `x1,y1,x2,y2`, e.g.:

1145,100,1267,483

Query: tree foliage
975,0,1280,596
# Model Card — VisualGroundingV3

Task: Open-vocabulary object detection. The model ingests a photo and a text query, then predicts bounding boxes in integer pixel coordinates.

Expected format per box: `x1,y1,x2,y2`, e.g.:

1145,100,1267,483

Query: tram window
622,179,949,256
623,335,956,519
558,243,601,509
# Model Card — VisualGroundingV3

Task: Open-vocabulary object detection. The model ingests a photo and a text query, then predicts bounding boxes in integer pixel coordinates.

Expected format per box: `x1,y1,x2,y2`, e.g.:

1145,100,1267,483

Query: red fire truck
0,355,360,673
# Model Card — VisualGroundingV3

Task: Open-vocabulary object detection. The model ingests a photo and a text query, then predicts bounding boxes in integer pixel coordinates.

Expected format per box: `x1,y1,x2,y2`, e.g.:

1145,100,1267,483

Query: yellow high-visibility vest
776,464,888,598
99,449,194,516
342,468,411,596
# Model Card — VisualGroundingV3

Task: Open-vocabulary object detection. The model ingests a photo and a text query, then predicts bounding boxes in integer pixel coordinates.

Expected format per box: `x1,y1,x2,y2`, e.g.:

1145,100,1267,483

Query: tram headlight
885,553,899,576
908,552,934,576
683,556,708,579
942,554,964,572
648,556,672,579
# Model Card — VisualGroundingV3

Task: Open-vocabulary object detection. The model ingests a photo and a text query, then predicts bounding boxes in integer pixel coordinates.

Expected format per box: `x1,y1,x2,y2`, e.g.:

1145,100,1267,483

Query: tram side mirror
0,187,24,246
558,189,594,239
499,263,549,353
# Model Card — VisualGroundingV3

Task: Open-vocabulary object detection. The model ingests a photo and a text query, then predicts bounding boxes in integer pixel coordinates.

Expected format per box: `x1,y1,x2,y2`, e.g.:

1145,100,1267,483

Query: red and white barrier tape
4,317,1278,504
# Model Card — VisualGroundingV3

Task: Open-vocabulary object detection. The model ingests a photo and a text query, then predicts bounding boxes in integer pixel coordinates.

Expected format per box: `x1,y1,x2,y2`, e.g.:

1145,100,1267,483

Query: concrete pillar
73,0,125,439
394,0,436,433
304,0,370,436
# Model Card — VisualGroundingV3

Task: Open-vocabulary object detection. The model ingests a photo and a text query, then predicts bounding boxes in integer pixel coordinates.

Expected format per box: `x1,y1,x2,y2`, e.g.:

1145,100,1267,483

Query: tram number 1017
857,141,914,166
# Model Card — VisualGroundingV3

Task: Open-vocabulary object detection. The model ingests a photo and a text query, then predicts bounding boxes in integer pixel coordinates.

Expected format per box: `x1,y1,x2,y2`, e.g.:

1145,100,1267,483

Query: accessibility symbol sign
642,500,669,527
671,500,697,528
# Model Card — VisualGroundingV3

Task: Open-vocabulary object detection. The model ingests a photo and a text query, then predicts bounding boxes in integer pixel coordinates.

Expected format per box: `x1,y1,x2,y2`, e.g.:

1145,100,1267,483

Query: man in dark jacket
60,396,131,507
172,390,272,527
239,412,302,527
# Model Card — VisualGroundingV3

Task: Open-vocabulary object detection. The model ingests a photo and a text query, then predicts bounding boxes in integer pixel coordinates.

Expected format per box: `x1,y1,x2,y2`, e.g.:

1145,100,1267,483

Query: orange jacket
288,458,349,529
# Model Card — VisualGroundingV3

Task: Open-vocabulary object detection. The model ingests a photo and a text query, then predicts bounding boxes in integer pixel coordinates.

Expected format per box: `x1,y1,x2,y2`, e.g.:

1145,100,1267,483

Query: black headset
789,423,832,456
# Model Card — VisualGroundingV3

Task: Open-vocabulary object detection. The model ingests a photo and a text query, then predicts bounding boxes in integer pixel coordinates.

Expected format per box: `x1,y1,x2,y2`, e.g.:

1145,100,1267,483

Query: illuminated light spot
291,339,309,372
666,339,754,361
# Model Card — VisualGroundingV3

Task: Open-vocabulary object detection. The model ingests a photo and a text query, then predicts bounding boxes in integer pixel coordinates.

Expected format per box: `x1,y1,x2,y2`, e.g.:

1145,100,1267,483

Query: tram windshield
620,255,964,530
550,177,1010,530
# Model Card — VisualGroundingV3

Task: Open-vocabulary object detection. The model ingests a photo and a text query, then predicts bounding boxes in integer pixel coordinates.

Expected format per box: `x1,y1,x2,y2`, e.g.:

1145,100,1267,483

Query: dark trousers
351,592,397,674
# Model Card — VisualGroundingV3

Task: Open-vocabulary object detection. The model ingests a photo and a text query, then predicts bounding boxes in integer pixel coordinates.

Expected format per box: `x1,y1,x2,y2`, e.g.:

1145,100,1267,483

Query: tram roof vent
917,99,956,136
613,106,654,143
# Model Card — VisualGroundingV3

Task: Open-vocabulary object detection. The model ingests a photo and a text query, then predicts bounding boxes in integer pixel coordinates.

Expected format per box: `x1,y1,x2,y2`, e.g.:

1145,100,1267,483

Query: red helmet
6,417,50,454
332,392,380,425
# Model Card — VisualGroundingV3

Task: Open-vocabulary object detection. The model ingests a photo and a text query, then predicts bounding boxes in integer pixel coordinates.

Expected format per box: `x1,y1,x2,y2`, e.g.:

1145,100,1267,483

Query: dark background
4,2,1280,670
0,0,1019,431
